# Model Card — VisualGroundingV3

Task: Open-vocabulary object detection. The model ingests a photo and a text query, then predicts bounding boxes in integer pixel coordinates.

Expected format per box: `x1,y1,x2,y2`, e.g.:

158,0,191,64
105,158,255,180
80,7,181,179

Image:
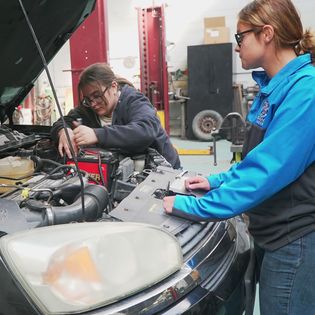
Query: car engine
0,126,172,235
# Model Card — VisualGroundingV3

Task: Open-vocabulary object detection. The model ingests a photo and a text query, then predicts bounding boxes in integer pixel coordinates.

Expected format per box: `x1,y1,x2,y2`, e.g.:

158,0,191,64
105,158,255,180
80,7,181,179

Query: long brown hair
238,0,315,63
77,63,134,104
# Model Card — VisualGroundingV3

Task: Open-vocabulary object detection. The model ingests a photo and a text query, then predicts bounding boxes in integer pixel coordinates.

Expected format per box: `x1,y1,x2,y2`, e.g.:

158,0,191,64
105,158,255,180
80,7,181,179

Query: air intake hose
42,184,109,226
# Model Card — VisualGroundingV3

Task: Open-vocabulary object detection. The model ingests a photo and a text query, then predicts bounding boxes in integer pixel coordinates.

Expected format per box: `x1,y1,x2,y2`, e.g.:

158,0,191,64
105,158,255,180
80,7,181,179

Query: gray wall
107,0,315,88
47,0,315,108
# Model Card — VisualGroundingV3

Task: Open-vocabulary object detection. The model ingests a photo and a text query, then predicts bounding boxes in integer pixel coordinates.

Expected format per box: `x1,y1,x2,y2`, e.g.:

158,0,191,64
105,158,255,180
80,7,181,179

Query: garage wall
106,0,315,88
48,0,315,108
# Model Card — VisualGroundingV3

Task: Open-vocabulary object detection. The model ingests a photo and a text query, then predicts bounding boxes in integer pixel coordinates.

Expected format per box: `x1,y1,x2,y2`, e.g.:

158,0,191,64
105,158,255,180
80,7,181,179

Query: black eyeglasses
81,87,108,107
234,29,256,47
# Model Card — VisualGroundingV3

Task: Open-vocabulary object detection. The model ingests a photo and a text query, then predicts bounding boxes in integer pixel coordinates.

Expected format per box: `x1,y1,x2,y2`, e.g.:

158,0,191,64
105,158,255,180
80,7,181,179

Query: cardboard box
204,16,226,28
204,16,230,44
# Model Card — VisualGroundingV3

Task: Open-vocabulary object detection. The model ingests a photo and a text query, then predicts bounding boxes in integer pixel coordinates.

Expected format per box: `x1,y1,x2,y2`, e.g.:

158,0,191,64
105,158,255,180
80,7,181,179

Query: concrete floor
171,136,261,315
171,136,234,175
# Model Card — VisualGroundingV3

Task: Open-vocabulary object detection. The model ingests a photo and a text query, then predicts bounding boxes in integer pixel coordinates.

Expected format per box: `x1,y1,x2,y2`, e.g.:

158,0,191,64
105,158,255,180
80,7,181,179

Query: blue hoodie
173,54,315,250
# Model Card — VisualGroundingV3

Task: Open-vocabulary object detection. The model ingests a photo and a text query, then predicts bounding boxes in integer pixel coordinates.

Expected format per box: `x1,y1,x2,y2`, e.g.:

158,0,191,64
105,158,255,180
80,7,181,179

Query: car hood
0,0,96,123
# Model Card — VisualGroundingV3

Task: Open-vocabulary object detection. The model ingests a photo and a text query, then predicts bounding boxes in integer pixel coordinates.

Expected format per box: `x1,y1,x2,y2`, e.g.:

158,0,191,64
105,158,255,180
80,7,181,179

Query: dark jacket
51,85,181,169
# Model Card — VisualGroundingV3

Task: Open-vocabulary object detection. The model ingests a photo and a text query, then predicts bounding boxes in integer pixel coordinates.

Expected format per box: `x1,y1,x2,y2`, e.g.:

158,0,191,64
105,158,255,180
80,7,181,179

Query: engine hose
31,155,69,174
41,184,109,226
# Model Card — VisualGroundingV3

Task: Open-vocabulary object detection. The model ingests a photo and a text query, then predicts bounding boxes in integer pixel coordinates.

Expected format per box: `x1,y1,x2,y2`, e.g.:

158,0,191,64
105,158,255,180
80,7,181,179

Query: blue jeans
255,231,315,315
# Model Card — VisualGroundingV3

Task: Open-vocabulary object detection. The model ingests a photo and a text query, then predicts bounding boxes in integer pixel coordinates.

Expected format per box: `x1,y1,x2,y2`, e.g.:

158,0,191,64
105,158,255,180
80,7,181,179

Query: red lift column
137,5,169,134
69,0,109,106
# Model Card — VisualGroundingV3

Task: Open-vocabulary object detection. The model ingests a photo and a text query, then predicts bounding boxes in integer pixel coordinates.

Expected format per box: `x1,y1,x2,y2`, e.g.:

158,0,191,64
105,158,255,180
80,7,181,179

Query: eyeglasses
235,29,256,47
81,87,108,107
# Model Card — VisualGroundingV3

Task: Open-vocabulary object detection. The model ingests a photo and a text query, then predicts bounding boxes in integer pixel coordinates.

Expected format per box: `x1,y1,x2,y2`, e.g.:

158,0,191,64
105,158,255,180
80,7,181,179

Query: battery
66,148,118,189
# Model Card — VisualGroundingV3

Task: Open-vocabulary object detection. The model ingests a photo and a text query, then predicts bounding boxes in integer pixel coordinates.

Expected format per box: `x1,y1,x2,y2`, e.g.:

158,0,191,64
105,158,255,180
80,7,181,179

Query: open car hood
0,0,96,123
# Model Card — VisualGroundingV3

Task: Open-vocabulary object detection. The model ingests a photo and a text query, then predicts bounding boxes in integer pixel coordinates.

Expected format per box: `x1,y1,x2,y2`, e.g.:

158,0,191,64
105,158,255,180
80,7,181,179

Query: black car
0,1,253,314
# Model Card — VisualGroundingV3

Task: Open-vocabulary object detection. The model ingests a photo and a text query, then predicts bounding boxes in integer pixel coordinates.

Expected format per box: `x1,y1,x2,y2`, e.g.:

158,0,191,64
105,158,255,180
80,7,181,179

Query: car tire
192,110,223,141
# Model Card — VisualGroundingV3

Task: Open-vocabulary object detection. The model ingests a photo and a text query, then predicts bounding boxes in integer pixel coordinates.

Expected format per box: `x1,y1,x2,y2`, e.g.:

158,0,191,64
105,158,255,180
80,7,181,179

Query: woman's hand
58,128,77,158
163,177,210,215
163,196,176,214
73,124,98,147
185,176,210,191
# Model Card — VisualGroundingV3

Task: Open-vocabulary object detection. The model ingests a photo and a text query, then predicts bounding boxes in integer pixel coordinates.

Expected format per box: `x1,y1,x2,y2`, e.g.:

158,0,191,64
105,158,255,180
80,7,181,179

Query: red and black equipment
66,148,118,189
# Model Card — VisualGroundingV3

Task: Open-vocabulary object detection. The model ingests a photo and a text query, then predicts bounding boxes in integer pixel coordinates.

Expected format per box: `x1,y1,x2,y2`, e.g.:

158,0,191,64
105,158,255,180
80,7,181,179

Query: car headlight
0,222,183,314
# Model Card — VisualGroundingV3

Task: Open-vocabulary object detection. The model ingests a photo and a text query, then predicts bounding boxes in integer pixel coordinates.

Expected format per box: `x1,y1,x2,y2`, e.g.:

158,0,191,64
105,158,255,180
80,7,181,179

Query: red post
69,0,109,106
137,5,169,134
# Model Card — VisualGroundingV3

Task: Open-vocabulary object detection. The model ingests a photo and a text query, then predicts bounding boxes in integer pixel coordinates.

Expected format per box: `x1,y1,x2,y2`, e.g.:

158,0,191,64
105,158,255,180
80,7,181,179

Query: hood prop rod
18,0,87,221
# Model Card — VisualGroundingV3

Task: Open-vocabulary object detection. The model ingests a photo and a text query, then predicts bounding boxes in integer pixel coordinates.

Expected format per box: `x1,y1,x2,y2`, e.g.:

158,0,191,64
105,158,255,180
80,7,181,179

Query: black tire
192,110,223,141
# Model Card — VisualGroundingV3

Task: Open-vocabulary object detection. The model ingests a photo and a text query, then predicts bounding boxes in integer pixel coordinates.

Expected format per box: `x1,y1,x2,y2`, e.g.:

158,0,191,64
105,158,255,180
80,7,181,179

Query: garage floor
171,136,261,315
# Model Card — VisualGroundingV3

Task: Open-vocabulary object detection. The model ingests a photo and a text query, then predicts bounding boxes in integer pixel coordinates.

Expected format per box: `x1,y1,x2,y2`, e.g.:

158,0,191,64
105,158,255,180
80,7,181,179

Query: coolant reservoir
0,156,34,193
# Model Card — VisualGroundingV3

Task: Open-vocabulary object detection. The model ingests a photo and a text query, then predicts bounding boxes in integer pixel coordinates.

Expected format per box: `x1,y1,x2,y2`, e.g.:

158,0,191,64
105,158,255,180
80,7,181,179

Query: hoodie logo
256,100,270,127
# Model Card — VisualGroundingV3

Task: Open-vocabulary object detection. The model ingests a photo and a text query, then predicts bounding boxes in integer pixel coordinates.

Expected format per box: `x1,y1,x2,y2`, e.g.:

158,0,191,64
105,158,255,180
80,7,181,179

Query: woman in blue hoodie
51,63,180,169
164,0,315,313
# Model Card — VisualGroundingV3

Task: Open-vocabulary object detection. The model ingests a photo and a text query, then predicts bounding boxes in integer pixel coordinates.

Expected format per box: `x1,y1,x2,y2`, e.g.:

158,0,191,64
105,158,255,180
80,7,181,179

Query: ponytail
295,29,315,64
115,76,134,88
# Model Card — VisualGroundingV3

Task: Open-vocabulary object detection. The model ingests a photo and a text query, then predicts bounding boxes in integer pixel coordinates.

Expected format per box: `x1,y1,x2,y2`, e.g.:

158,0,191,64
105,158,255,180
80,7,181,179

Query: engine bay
0,125,193,237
